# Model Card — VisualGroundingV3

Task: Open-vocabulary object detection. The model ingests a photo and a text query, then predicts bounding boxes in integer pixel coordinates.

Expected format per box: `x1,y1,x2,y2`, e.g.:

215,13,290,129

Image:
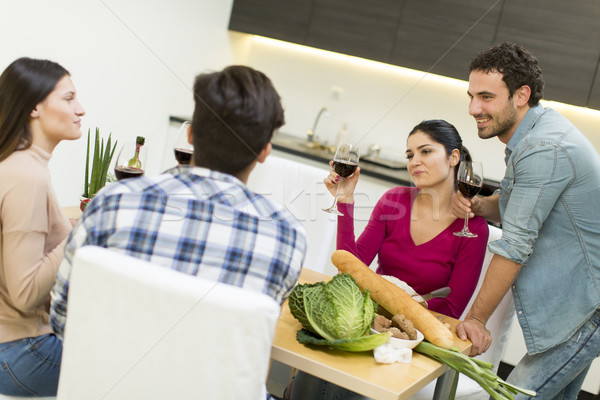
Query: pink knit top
337,186,488,318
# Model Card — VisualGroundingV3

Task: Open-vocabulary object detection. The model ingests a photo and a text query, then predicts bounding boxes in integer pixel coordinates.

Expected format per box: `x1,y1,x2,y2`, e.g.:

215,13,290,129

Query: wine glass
114,137,147,180
323,143,360,216
454,161,483,238
173,120,194,165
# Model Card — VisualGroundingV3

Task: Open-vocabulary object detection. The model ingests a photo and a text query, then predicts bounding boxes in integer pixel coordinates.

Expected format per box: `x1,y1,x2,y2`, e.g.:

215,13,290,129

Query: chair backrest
247,154,336,272
410,225,515,400
57,246,280,400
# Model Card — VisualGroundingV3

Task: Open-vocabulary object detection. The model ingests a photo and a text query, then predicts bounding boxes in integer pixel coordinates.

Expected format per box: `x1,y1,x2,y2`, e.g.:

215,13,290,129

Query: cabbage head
288,273,390,351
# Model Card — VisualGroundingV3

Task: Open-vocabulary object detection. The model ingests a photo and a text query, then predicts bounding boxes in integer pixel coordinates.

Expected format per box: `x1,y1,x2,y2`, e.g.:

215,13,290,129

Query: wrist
465,314,487,327
337,195,354,204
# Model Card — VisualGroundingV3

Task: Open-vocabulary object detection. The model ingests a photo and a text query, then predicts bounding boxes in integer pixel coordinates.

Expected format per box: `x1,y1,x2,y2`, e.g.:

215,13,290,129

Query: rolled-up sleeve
489,142,573,264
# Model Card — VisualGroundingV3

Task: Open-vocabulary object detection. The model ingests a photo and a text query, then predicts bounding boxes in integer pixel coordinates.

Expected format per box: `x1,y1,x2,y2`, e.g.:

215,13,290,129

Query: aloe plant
82,127,117,199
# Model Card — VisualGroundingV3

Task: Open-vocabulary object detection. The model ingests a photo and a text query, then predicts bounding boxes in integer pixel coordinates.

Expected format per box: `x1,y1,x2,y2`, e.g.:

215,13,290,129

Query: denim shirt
489,104,600,354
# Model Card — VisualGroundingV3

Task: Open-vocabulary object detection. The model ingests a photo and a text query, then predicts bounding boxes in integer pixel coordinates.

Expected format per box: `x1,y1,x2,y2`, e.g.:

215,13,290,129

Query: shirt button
512,285,516,289
518,311,523,315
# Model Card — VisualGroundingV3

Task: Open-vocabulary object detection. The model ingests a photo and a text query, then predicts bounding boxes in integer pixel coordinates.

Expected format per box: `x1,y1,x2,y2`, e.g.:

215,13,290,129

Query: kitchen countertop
170,115,412,185
169,115,500,194
272,132,414,185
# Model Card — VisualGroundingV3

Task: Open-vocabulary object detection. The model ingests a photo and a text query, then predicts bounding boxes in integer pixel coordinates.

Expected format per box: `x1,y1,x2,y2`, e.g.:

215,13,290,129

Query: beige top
0,145,71,342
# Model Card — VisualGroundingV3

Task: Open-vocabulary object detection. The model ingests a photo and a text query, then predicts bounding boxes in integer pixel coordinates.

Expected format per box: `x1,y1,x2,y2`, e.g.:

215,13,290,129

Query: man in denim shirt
453,42,600,399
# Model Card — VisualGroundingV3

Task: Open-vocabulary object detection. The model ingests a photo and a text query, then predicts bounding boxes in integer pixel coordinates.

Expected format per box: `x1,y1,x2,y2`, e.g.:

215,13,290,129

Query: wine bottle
128,136,145,169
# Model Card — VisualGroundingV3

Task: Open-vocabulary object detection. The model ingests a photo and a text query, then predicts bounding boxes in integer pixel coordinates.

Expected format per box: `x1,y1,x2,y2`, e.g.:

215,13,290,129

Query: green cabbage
288,273,390,352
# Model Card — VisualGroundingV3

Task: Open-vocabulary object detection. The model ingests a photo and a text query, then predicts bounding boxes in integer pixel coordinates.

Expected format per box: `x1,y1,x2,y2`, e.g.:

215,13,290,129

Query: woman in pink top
331,120,488,318
287,120,489,400
0,58,85,396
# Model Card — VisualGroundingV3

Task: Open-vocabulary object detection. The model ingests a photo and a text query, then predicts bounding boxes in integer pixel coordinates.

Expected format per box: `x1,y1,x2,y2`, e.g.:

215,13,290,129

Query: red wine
457,179,482,198
174,148,193,164
115,166,144,180
333,160,358,178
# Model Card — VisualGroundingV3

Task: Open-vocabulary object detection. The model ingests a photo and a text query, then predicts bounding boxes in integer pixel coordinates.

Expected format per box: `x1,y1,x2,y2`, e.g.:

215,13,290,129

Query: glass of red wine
454,161,483,238
114,139,147,180
173,120,194,165
323,143,360,216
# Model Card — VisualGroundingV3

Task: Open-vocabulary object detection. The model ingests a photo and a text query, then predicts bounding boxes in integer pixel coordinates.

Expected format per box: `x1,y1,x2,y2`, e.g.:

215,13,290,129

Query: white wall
1,0,237,206
3,1,600,205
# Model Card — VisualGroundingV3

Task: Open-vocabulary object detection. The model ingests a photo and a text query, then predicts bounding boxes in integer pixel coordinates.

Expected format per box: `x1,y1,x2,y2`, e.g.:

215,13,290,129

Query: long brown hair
0,57,69,162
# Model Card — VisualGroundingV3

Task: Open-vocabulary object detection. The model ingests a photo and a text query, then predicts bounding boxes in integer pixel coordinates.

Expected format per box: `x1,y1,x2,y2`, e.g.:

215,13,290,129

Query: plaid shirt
50,166,307,339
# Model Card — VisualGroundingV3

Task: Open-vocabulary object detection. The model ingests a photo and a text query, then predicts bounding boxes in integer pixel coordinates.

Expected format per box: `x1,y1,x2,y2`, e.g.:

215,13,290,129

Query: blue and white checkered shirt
50,166,307,339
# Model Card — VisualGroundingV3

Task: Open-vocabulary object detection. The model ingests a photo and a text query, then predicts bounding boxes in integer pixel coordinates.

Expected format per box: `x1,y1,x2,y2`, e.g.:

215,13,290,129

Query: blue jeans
507,308,600,400
0,333,62,396
290,371,370,400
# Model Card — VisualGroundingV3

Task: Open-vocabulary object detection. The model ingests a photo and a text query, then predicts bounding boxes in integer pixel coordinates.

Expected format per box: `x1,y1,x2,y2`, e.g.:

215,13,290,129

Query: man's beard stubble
477,97,519,140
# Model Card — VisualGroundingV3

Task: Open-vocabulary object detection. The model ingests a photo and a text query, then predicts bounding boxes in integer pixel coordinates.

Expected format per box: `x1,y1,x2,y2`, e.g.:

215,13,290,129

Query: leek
414,341,537,399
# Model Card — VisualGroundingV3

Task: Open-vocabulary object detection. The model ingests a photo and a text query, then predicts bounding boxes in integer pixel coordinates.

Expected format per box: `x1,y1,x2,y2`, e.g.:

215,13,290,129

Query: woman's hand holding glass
323,161,361,204
322,143,359,215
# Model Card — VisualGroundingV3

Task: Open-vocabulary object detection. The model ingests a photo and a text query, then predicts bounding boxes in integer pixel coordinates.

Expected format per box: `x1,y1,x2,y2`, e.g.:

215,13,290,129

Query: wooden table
62,205,82,220
271,268,471,400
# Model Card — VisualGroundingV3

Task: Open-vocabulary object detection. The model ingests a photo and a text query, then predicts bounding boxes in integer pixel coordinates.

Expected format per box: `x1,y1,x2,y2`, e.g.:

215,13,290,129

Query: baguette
331,250,455,349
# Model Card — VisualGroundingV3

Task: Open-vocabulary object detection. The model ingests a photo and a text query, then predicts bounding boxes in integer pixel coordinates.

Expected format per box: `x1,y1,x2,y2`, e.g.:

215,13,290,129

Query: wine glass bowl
114,139,147,180
173,120,194,165
454,161,483,238
332,159,358,179
323,143,360,216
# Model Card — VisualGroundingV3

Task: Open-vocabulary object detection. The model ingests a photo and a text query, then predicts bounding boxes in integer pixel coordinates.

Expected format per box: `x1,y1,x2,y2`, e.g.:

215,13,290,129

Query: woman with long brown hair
0,57,85,396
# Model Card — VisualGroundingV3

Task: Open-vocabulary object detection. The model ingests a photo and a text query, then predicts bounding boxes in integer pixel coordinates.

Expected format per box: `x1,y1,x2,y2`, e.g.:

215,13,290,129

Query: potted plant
80,127,117,211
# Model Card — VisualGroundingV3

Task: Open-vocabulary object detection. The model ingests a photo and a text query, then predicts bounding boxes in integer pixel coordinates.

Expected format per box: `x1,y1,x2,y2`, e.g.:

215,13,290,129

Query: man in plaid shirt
50,65,307,340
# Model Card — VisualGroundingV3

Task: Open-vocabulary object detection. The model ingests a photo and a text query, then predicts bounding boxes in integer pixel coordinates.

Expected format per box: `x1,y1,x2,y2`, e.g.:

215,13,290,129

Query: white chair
411,225,515,400
56,245,280,400
247,154,336,273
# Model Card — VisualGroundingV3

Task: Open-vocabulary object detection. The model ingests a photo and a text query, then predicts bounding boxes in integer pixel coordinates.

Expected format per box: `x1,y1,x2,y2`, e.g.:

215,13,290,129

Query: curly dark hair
469,42,544,107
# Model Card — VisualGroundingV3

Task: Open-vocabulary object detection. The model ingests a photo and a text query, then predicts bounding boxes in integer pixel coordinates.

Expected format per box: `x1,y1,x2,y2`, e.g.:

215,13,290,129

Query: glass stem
462,211,470,232
331,180,341,206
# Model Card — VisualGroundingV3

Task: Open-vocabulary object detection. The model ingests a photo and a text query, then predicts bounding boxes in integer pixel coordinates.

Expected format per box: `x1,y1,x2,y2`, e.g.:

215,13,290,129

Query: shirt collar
29,144,52,164
504,103,545,163
166,165,246,187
